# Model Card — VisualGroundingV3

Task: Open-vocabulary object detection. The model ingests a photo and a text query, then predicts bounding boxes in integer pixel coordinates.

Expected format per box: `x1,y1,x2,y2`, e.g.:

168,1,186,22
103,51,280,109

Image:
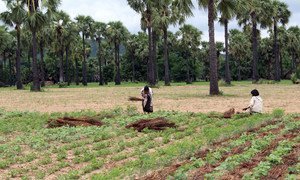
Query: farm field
0,108,299,179
0,81,300,113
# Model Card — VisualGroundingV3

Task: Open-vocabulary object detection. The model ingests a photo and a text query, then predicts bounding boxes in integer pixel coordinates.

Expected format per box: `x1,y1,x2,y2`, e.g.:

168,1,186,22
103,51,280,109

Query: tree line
0,0,299,95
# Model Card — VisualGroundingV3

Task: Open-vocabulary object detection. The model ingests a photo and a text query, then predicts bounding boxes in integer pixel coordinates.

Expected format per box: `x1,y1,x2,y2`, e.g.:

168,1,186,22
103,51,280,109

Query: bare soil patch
125,117,176,132
1,84,300,113
46,117,103,128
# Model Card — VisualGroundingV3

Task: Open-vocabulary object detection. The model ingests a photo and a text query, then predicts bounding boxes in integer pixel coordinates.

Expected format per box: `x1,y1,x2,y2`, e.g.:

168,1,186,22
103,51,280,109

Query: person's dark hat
251,89,259,96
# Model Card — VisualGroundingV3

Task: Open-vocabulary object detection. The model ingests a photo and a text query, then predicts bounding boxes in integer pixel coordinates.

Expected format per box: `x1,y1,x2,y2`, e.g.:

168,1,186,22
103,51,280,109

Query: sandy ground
0,83,299,113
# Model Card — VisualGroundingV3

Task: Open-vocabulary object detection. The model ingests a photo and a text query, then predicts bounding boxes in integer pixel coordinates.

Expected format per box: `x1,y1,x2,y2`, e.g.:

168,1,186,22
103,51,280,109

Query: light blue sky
0,0,299,42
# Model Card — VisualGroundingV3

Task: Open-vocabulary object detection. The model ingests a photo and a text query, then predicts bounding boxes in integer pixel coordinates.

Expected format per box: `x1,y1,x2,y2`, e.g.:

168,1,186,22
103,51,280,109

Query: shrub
255,79,276,84
58,82,68,88
291,66,300,84
218,79,233,87
272,108,285,118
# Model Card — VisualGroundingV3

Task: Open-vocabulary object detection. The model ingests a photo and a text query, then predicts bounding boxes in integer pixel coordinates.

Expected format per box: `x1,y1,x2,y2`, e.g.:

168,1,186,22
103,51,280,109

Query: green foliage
218,79,233,87
255,79,276,84
272,108,285,118
58,82,68,88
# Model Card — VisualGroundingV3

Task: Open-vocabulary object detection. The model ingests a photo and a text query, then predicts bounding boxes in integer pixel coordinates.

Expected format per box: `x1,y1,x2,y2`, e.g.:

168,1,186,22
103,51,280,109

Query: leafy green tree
107,21,129,85
127,0,156,86
229,29,251,80
0,26,14,85
236,0,270,82
75,15,94,86
91,21,107,85
218,0,237,85
285,26,300,73
54,10,70,84
176,24,202,84
23,0,60,91
269,0,290,81
63,21,79,85
1,0,26,89
152,0,194,86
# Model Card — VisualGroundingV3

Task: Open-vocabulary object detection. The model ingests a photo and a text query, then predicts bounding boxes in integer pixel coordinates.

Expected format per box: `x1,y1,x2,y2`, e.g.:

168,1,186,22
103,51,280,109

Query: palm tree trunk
59,36,64,83
238,58,241,81
16,26,23,89
98,40,104,85
186,52,191,84
224,19,231,84
131,49,135,83
273,20,280,81
291,51,296,72
147,27,155,86
31,30,40,91
114,42,121,85
8,56,13,86
82,34,87,86
66,46,70,86
208,0,219,95
163,26,170,86
40,40,45,87
152,30,158,83
75,57,79,85
251,12,259,82
0,52,3,83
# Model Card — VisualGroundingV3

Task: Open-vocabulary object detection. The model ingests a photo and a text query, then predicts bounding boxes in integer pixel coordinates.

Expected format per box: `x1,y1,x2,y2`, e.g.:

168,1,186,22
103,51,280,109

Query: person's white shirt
140,87,153,97
249,96,263,113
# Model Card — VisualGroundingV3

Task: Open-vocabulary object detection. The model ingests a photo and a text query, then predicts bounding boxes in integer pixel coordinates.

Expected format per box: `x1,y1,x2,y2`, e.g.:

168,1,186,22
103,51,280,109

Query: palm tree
0,26,13,84
37,25,52,87
107,21,129,85
91,21,106,86
198,0,219,95
54,11,70,84
218,0,237,85
126,34,140,83
63,21,78,85
75,15,94,86
270,0,290,81
127,0,156,86
176,24,202,84
152,0,194,86
286,26,300,73
229,29,251,81
236,0,270,82
23,0,60,91
1,0,26,89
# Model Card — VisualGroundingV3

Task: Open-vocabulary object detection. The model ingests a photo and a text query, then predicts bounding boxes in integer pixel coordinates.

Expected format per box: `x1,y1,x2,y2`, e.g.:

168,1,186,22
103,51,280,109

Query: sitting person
243,89,263,114
141,86,153,113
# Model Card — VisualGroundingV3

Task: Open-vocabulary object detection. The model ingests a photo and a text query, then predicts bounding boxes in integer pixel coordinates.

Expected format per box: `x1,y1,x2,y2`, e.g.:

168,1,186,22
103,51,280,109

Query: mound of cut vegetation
46,117,103,128
126,117,176,132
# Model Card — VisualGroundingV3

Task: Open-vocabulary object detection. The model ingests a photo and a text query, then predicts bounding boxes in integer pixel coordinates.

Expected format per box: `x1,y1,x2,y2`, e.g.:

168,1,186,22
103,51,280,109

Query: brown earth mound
223,108,235,118
46,117,103,128
125,117,176,132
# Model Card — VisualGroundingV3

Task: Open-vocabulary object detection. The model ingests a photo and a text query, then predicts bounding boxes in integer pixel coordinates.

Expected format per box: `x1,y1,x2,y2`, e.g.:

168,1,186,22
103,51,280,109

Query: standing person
141,86,153,113
243,89,263,114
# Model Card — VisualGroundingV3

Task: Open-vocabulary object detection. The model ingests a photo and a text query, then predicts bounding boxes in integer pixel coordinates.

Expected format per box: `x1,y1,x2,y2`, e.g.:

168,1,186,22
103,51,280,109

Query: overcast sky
0,0,300,42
